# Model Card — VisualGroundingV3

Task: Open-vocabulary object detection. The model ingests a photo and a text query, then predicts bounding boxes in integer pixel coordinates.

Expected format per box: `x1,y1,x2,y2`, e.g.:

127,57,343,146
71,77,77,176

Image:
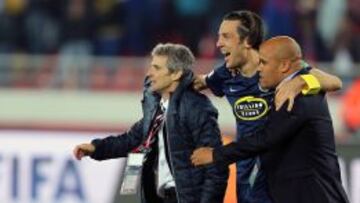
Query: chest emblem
234,96,269,121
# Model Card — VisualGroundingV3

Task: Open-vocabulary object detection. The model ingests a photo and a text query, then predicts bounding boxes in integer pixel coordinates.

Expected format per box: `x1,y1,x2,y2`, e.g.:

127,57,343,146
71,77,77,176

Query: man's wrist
89,144,96,154
300,74,321,95
213,147,223,164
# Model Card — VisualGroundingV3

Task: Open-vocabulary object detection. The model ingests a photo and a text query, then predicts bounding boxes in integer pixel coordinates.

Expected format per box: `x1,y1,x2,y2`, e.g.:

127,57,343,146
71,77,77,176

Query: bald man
191,36,349,203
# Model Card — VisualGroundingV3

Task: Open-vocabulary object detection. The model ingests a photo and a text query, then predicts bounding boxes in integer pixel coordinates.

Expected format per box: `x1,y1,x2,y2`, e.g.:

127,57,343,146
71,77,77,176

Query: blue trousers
236,157,273,203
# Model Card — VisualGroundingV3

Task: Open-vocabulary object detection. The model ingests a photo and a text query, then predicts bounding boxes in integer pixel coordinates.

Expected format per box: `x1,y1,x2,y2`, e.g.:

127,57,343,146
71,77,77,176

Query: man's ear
280,60,291,73
171,70,183,81
244,37,252,48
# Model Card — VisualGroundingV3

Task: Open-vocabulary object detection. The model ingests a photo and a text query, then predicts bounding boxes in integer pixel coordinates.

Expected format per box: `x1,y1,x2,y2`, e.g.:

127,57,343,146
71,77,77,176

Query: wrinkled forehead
151,55,168,66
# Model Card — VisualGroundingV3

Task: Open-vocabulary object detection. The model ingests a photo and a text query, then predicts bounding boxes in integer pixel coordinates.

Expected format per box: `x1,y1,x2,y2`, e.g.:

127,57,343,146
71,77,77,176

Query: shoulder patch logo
234,96,269,121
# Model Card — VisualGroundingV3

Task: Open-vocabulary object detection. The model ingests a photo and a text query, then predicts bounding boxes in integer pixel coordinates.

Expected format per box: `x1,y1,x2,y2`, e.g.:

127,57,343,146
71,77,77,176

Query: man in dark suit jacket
191,36,349,203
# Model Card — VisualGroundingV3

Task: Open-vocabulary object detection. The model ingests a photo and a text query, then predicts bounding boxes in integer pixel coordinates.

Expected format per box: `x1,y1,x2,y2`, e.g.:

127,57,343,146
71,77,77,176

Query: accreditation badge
120,153,146,195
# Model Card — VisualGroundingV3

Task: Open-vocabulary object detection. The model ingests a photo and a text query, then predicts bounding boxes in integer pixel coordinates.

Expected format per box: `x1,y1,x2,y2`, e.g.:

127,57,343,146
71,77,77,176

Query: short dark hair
223,10,264,50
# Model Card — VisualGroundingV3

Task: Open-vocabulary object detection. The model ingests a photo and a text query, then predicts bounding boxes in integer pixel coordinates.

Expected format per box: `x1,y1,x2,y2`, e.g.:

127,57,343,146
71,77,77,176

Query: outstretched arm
309,68,342,91
192,98,307,166
75,119,145,161
193,64,231,96
275,67,342,111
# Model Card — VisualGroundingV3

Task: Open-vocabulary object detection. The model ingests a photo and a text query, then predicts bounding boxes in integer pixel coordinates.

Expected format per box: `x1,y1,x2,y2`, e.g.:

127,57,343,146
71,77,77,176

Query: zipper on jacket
164,122,180,201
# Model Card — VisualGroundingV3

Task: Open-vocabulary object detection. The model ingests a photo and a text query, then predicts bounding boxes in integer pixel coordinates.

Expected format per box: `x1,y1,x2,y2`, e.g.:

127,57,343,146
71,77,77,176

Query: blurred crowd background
0,0,359,60
0,0,359,138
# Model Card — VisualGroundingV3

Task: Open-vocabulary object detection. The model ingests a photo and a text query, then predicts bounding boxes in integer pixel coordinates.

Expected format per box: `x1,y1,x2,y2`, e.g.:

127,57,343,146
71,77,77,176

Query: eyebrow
218,32,229,36
152,64,162,69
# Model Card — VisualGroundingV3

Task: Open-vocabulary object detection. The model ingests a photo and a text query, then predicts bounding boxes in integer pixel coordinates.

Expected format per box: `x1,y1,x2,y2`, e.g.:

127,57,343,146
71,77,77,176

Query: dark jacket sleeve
214,97,308,166
187,99,229,203
90,119,145,160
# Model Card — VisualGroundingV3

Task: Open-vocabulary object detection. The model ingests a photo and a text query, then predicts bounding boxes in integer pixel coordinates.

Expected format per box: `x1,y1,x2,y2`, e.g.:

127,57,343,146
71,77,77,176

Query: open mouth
224,52,231,61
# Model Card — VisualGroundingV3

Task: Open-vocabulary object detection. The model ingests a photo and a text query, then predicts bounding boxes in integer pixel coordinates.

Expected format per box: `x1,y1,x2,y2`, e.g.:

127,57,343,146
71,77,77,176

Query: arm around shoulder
309,68,342,92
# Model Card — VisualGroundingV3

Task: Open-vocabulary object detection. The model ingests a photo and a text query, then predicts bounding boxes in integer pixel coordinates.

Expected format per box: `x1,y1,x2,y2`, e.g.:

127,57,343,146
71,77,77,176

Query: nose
257,63,263,72
216,37,223,48
146,67,152,77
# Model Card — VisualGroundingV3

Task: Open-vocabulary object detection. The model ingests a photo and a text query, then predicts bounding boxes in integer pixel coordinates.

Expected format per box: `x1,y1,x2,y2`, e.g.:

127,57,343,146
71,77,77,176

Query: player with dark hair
193,10,342,203
192,36,349,203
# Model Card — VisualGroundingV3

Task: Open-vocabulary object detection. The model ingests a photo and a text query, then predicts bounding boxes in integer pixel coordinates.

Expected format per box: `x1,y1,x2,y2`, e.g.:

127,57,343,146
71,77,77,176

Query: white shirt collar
160,98,169,111
281,69,302,83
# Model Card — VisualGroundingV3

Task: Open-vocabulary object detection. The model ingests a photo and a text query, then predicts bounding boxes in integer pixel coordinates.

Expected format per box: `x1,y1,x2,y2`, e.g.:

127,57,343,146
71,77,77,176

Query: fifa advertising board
0,130,125,203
